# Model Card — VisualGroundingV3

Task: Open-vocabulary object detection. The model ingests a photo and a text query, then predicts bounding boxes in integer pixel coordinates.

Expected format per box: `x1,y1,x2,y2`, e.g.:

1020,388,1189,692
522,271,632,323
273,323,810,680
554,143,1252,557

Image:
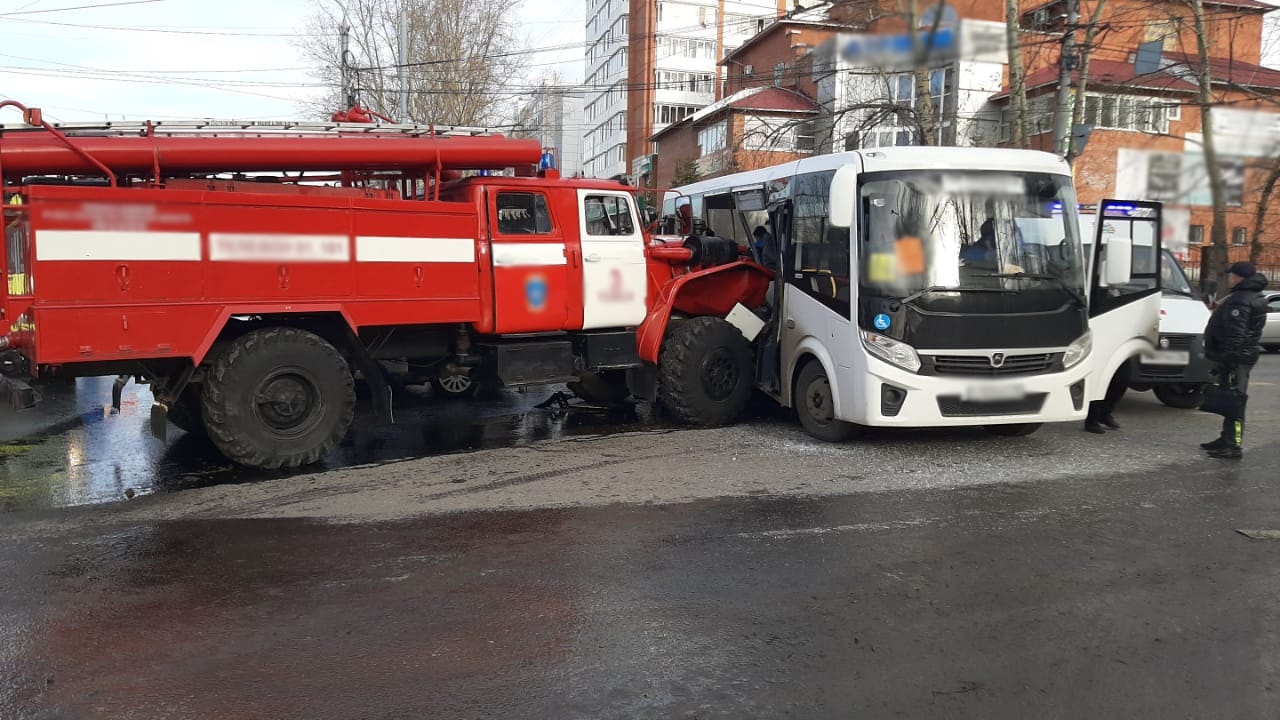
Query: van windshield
1161,250,1194,296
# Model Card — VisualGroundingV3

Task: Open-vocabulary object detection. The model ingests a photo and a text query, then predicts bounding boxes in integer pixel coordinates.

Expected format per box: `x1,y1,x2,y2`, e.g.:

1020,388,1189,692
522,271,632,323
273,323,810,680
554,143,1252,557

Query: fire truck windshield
857,170,1085,314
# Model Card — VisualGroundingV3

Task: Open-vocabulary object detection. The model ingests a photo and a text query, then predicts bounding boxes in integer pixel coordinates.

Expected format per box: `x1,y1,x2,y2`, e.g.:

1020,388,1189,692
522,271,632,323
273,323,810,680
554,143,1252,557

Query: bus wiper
896,284,1016,308
982,272,1087,308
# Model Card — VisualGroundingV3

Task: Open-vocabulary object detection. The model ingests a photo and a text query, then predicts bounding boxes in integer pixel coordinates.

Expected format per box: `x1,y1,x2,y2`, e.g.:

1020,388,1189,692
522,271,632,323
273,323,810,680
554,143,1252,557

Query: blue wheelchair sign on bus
873,313,892,331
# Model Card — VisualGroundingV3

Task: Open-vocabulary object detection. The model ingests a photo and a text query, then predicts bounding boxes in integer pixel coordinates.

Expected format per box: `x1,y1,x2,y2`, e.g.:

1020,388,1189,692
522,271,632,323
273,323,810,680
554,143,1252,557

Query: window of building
698,121,728,155
1082,94,1175,134
774,63,786,86
1233,226,1247,246
495,193,553,235
654,104,698,124
584,195,636,236
1189,225,1204,245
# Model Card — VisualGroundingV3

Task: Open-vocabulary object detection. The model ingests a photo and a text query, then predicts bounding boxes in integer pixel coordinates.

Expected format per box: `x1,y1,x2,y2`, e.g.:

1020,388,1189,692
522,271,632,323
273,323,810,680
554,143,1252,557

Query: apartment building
582,0,787,181
1006,0,1280,267
520,85,587,178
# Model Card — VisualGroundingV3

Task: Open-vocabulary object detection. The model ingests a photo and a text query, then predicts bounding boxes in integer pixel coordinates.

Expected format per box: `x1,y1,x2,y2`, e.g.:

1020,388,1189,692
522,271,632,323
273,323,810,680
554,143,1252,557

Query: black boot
1084,420,1105,434
1200,438,1230,451
1101,414,1120,430
1207,446,1242,460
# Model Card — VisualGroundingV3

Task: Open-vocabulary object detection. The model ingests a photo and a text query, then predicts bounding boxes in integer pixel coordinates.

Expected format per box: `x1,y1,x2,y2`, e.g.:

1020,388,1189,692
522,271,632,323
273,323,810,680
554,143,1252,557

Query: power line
0,0,164,16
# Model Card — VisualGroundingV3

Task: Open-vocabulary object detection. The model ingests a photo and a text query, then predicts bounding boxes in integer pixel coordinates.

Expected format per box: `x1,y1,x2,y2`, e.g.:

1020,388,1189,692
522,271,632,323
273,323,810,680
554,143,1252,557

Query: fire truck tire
658,316,753,426
567,370,630,405
201,327,356,469
167,385,205,435
794,361,858,443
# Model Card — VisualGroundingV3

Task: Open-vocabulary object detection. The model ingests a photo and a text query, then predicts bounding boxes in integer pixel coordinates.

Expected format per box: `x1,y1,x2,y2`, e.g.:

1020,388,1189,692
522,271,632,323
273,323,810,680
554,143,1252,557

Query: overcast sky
1,0,1277,124
0,0,586,123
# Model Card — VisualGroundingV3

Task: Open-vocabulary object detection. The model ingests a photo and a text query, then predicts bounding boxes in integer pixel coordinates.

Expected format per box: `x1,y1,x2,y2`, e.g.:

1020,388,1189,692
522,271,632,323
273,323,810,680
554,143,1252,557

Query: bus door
1087,199,1163,402
756,198,792,398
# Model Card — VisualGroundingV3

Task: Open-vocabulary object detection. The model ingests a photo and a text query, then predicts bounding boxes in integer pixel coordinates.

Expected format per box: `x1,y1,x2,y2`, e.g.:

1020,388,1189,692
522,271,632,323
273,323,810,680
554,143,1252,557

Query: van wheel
985,423,1042,437
794,361,858,442
1153,383,1204,409
658,316,753,425
202,327,355,469
430,363,478,399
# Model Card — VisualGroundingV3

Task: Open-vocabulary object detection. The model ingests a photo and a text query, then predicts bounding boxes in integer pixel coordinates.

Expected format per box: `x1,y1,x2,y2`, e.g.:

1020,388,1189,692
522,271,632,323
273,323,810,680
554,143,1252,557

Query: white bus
664,147,1161,439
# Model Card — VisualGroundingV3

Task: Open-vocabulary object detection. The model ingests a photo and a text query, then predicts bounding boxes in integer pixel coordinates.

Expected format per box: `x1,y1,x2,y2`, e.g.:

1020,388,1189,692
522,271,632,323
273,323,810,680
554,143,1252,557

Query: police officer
1201,261,1270,459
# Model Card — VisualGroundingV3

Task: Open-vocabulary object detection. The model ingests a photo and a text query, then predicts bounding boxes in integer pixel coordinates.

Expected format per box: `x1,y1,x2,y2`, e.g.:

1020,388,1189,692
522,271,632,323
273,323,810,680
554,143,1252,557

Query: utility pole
1052,0,1080,157
397,8,409,123
339,18,353,108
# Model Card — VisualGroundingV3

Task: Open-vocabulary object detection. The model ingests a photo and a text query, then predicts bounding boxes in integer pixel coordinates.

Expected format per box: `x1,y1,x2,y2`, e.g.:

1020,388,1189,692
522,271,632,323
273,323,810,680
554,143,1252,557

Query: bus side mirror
829,165,858,228
1103,236,1132,286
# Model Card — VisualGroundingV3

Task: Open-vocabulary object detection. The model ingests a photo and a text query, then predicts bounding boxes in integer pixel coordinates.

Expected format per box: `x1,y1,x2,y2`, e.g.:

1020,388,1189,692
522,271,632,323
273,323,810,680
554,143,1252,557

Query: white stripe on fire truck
355,236,475,263
35,230,202,262
491,243,567,267
208,233,350,262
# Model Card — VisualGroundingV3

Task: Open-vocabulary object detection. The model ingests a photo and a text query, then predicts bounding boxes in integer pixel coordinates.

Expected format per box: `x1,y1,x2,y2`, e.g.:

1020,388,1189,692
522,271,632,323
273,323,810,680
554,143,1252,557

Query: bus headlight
1063,331,1092,370
860,331,921,373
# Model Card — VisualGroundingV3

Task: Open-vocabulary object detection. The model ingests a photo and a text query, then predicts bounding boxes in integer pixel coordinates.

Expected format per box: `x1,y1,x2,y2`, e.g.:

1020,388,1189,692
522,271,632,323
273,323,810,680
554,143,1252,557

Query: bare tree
1250,159,1280,265
1188,0,1231,294
1066,0,1109,161
299,0,526,127
1005,0,1030,147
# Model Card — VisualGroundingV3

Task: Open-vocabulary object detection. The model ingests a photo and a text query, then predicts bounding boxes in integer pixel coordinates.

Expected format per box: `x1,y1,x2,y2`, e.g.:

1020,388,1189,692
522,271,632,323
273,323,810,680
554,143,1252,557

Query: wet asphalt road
3,358,1280,718
0,378,650,512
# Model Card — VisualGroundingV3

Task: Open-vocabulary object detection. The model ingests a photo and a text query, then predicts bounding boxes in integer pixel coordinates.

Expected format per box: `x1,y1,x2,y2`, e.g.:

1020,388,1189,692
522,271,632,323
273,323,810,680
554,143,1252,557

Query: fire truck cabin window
584,195,636,236
496,192,553,235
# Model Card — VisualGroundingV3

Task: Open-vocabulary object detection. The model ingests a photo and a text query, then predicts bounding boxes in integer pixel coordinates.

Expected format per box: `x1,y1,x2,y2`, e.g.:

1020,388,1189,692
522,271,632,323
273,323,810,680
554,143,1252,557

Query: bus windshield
857,170,1085,311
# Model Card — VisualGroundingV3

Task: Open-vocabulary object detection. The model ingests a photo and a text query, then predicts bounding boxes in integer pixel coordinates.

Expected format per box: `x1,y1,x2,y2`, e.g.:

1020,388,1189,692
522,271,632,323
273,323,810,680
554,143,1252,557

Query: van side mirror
1103,236,1132,286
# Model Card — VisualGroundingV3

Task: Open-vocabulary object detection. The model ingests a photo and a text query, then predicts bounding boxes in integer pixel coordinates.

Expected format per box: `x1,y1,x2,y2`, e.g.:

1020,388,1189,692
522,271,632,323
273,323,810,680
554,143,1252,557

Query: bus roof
667,147,1072,201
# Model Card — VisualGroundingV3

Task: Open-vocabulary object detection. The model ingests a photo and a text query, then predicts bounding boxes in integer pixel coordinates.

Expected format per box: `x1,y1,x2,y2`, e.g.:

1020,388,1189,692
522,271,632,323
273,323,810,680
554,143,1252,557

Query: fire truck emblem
525,274,549,312
599,268,635,303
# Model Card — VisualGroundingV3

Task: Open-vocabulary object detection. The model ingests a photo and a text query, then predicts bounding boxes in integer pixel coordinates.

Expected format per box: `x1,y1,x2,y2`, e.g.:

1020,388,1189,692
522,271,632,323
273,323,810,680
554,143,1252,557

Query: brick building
1005,0,1280,273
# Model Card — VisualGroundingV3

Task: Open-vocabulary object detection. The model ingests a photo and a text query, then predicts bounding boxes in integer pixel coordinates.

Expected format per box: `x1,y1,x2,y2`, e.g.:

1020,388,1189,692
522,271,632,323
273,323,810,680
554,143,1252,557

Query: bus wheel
658,316,753,426
794,361,858,442
202,327,355,469
985,423,1042,437
1153,383,1204,409
568,370,631,405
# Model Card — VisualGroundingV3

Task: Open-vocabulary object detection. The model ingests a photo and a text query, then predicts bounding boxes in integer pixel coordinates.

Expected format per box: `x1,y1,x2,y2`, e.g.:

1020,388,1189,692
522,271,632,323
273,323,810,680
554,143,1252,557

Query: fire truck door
489,190,570,334
577,190,647,330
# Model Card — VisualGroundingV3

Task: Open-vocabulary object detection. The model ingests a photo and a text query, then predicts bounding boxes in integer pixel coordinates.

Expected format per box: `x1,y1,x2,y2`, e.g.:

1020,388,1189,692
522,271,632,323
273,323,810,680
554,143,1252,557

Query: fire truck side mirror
23,108,43,126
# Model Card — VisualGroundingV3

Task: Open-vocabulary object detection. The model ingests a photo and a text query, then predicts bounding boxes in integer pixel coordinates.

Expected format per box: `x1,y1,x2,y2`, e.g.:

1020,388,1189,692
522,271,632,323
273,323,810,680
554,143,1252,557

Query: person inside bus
753,225,779,270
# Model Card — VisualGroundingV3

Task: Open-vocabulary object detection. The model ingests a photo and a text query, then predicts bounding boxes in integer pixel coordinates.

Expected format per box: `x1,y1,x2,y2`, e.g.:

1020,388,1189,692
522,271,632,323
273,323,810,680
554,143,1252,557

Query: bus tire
794,361,858,442
202,327,355,469
658,316,753,426
984,423,1042,437
1153,383,1204,409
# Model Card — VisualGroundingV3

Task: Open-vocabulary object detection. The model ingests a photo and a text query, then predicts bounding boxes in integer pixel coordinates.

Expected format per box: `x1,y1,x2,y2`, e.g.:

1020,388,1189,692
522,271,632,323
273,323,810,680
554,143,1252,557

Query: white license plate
962,383,1027,402
1142,350,1190,366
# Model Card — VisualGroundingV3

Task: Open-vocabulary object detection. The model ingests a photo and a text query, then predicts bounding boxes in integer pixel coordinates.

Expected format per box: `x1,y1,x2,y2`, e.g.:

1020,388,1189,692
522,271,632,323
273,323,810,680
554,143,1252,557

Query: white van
1081,212,1212,408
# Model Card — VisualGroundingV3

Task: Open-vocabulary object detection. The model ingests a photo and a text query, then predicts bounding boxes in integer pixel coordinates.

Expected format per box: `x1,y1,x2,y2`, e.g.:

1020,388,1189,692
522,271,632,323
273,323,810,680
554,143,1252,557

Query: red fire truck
0,101,772,468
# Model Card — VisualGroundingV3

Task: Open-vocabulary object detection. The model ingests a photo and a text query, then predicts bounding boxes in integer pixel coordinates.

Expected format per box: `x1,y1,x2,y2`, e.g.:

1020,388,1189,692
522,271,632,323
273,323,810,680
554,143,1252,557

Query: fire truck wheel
793,361,858,442
430,365,478,399
567,370,630,405
166,385,205,435
201,327,356,469
658,316,753,426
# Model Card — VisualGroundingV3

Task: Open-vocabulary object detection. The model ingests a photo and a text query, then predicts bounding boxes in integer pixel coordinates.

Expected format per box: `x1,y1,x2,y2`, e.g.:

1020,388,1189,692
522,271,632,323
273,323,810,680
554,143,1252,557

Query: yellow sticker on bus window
868,252,896,282
895,236,925,275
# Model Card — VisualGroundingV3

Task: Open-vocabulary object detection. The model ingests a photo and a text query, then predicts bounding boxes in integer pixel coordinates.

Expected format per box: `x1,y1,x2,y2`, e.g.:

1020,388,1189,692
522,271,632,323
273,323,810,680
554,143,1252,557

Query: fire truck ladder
0,119,509,139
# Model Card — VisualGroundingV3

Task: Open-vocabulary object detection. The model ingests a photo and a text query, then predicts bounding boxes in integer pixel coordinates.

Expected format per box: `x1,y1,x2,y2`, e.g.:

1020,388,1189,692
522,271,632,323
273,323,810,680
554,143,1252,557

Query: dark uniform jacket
1204,273,1270,367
